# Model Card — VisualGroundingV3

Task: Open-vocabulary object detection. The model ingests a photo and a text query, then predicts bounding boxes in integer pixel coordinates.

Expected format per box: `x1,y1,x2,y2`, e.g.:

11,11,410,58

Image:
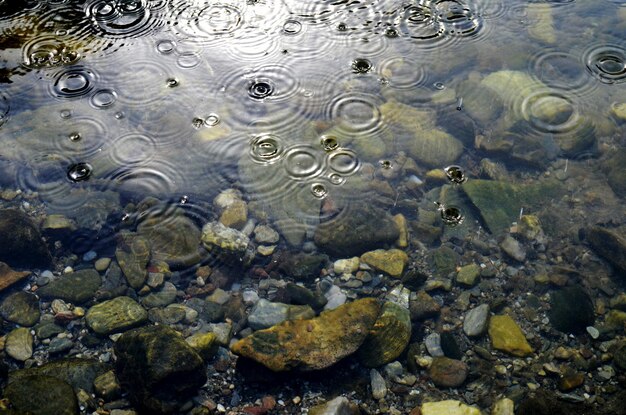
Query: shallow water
0,0,625,414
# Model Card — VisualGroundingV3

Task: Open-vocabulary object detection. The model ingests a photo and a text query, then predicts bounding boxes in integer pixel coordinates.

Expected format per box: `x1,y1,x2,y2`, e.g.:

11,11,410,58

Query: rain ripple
49,66,98,99
85,0,162,38
584,44,626,84
530,49,598,97
0,93,10,127
325,92,385,136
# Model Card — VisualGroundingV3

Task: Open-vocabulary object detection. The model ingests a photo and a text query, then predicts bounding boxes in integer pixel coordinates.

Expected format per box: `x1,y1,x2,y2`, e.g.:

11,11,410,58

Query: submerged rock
137,214,203,267
0,262,31,293
201,221,249,254
86,296,148,335
4,375,78,415
276,251,329,281
37,269,101,304
231,298,381,371
314,206,399,257
114,325,207,414
463,304,490,337
358,301,411,367
548,286,595,334
0,209,52,268
5,327,34,361
582,226,626,274
115,232,150,289
428,356,469,388
0,291,41,326
308,396,360,415
8,358,108,393
360,249,408,278
421,400,482,415
247,299,315,331
488,314,533,357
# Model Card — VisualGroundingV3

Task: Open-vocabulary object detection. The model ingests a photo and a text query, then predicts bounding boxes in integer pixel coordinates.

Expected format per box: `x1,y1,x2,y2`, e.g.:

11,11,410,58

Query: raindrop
352,58,373,74
436,202,464,225
67,163,93,182
385,27,399,38
337,22,347,31
329,173,345,185
68,132,81,142
180,195,189,204
250,135,284,163
60,109,72,119
380,160,392,169
456,97,463,111
248,79,274,99
328,149,360,175
321,135,339,151
52,67,96,99
205,113,220,126
166,78,179,87
90,89,117,108
283,19,302,35
121,212,131,222
444,165,467,184
192,117,204,129
433,82,445,90
584,44,626,84
156,39,175,54
115,112,125,119
311,183,328,199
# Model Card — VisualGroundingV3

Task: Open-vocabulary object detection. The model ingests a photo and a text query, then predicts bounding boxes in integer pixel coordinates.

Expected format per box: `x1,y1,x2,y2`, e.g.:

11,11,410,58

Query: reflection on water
0,0,625,414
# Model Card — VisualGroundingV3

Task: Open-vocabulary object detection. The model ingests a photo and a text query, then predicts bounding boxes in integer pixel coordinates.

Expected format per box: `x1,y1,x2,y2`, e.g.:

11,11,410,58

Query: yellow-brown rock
358,301,411,367
231,298,381,371
488,314,534,357
393,214,409,248
421,400,483,415
219,199,248,230
186,332,219,362
360,249,408,278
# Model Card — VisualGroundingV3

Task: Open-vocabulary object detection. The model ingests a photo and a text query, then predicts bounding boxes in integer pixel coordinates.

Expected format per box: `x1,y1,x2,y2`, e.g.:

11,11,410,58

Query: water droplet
456,97,463,111
283,19,302,35
60,109,72,119
433,82,445,90
156,39,175,54
352,58,372,74
436,202,464,225
311,183,328,198
380,160,392,169
55,29,68,36
180,195,189,204
385,27,399,38
192,117,204,129
337,22,347,31
329,173,345,185
68,132,81,142
121,212,131,222
248,79,274,99
166,78,179,87
67,162,93,182
321,135,339,151
251,135,282,161
444,165,467,184
115,112,125,119
90,89,117,108
205,113,220,126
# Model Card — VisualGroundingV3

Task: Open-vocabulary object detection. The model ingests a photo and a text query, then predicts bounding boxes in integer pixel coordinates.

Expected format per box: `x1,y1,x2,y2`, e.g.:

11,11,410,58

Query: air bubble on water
156,40,175,54
380,160,392,169
352,58,372,74
180,195,189,204
205,113,220,126
121,212,131,222
115,112,125,119
444,165,467,184
385,27,399,38
435,202,464,226
433,82,445,90
321,135,339,151
311,183,328,198
337,23,347,31
329,173,345,185
67,162,93,182
283,19,302,35
68,132,81,142
166,78,179,87
192,117,204,129
60,109,72,119
248,79,274,99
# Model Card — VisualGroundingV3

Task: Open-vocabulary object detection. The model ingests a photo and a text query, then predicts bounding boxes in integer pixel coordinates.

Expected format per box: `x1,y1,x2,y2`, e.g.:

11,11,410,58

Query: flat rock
456,263,481,286
421,400,482,415
276,251,328,282
358,301,411,367
137,214,203,267
488,314,533,357
0,262,31,293
582,226,626,274
231,298,381,371
114,325,207,414
370,369,387,400
314,205,399,257
37,269,101,304
248,299,315,331
8,358,108,393
0,209,52,268
86,296,148,335
5,327,34,361
0,291,41,326
410,290,441,321
428,356,469,388
4,375,78,415
116,232,150,289
548,286,595,334
500,235,526,262
308,396,360,415
140,281,177,308
463,304,490,337
360,249,408,278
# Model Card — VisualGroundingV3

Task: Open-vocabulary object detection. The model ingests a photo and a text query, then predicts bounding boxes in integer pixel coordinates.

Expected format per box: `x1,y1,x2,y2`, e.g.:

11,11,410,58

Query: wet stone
360,249,409,278
308,396,360,415
48,337,74,354
115,232,150,289
314,205,399,257
148,305,186,325
201,300,225,323
254,224,280,244
421,400,482,415
613,342,626,371
456,263,481,286
0,209,52,268
247,299,315,331
410,290,441,321
425,333,444,357
137,214,203,267
35,321,65,339
0,291,41,326
94,257,111,272
8,358,108,393
358,301,411,367
430,246,458,278
0,262,31,293
86,296,148,335
499,235,526,262
185,332,219,362
201,221,250,254
277,252,328,281
428,356,469,388
281,283,327,310
548,286,595,334
37,268,101,304
370,368,387,400
219,199,248,230
488,314,533,357
140,281,177,308
5,327,34,361
582,226,626,274
3,375,79,415
463,303,490,337
94,370,121,400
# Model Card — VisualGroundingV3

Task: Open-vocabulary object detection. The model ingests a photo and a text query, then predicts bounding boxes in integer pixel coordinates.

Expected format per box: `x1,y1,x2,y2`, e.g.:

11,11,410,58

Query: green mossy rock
4,375,78,415
9,359,108,394
231,298,381,371
137,214,203,267
115,231,150,289
37,269,101,304
360,249,408,278
114,325,207,414
86,296,148,335
0,291,41,326
0,209,52,268
357,302,411,367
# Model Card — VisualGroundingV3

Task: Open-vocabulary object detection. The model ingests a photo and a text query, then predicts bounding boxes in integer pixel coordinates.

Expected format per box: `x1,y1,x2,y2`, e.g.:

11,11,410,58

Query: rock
4,375,79,415
360,249,408,278
0,262,31,292
231,298,381,371
140,281,177,308
185,332,219,361
94,370,121,400
425,333,444,357
499,236,526,262
94,257,111,272
8,358,108,393
430,246,458,278
5,327,33,361
314,205,399,257
582,226,626,274
492,398,514,415
201,221,249,254
276,252,328,281
401,269,428,290
86,296,148,335
393,213,409,248
0,291,41,326
428,357,469,388
456,264,481,286
37,269,101,304
463,304,490,337
219,199,248,230
248,299,315,331
370,369,387,400
41,214,77,238
324,285,347,310
254,225,280,244
148,305,186,325
281,283,327,310
440,332,463,360
517,215,545,242
548,286,595,334
308,396,360,415
201,300,225,323
613,342,626,370
527,3,556,43
48,337,74,354
0,209,52,268
35,321,65,339
410,290,441,320
421,400,482,415
358,301,411,367
137,214,202,267
333,257,360,275
114,325,207,414
116,232,150,289
602,152,626,198
488,314,533,357
558,370,584,391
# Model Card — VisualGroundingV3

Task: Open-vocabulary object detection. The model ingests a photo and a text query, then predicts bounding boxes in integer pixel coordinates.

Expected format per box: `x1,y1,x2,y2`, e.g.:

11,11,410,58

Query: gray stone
140,281,177,308
308,396,360,415
137,213,203,267
0,209,52,268
35,322,65,339
254,224,280,244
201,221,249,253
463,304,490,337
115,232,150,289
582,226,626,274
5,327,33,361
86,296,148,335
37,269,102,304
247,299,315,331
425,332,444,357
48,337,74,354
370,369,387,400
0,291,41,326
8,358,108,393
500,236,526,262
148,305,186,325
